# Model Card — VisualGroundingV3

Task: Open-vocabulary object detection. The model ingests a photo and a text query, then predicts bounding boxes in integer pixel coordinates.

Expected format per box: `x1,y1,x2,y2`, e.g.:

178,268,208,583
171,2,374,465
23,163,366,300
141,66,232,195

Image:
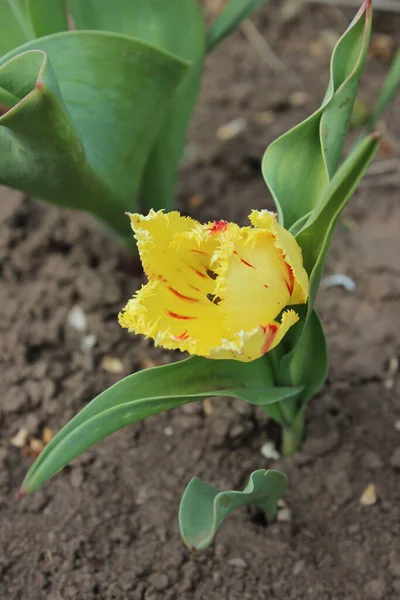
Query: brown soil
1,3,400,599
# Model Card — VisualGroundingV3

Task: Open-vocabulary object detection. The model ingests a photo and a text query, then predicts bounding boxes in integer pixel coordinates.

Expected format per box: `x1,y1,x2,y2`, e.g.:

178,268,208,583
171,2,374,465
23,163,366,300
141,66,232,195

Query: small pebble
81,334,97,352
228,558,247,569
360,483,377,506
293,560,305,576
164,426,173,437
217,117,247,141
260,442,280,460
67,305,87,331
10,428,28,448
101,356,124,374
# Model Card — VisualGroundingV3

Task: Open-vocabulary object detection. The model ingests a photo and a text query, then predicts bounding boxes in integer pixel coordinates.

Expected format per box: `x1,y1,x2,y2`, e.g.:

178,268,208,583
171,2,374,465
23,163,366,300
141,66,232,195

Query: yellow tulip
119,209,309,362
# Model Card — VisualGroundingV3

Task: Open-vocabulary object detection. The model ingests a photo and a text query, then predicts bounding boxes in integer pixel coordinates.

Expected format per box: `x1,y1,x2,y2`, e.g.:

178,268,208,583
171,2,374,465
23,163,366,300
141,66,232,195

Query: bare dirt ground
1,2,400,598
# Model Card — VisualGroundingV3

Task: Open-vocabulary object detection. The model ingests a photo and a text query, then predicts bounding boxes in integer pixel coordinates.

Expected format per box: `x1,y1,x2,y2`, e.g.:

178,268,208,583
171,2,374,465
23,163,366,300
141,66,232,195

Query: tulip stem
281,411,305,457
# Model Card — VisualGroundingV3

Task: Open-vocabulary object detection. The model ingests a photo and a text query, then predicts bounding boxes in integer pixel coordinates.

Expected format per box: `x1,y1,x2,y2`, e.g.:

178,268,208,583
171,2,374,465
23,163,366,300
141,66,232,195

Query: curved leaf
0,32,188,243
20,356,301,495
179,470,288,553
68,0,206,213
278,133,379,390
365,49,400,133
205,0,268,53
262,0,372,229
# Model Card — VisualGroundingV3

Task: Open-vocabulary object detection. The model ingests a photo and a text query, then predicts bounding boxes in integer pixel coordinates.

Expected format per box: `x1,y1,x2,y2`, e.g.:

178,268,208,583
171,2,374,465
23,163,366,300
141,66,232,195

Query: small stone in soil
260,441,280,460
227,558,247,568
360,483,377,506
67,305,87,331
101,356,124,374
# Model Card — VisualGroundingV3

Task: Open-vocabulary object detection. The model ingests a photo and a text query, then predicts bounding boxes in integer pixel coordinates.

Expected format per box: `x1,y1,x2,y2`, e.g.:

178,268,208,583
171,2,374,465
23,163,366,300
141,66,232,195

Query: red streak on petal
261,323,279,355
240,258,255,269
284,264,295,295
166,310,197,321
189,285,201,292
189,266,207,279
175,330,190,341
191,249,210,256
168,286,199,303
209,220,228,234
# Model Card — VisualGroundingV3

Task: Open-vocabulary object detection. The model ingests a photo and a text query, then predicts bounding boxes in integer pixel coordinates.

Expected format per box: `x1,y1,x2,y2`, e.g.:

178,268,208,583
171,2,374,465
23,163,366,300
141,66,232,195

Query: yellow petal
208,310,299,362
120,211,308,362
249,209,309,305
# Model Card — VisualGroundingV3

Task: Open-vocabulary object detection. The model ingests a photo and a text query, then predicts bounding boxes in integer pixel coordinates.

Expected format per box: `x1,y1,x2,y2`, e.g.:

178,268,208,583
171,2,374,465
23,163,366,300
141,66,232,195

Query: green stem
281,411,305,457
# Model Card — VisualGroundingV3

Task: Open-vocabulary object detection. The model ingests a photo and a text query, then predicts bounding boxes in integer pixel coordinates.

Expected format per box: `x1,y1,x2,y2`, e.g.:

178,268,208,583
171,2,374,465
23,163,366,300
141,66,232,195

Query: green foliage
0,0,266,241
0,34,188,245
260,1,379,452
20,355,300,495
206,0,268,52
26,0,68,37
179,470,288,553
262,0,372,229
365,49,400,133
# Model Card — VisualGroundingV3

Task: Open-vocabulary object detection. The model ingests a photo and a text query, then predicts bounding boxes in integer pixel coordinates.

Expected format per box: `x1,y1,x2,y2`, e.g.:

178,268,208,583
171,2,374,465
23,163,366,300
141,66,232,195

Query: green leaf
262,0,372,229
298,133,380,308
278,133,379,391
179,469,288,553
205,0,268,53
26,0,68,37
68,0,206,213
365,48,400,133
0,0,33,56
20,356,301,495
286,309,328,405
0,32,188,244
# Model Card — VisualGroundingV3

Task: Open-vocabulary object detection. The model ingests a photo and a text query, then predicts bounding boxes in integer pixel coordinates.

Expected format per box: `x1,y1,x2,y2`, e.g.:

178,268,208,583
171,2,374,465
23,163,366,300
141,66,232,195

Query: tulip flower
119,209,309,362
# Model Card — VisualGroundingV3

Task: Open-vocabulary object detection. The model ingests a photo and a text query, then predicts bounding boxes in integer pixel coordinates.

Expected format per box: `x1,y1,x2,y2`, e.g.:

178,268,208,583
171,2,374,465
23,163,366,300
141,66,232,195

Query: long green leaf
179,470,288,553
278,133,380,386
366,49,400,133
205,0,268,53
0,32,188,244
20,356,301,495
0,0,33,56
26,0,68,37
262,0,372,229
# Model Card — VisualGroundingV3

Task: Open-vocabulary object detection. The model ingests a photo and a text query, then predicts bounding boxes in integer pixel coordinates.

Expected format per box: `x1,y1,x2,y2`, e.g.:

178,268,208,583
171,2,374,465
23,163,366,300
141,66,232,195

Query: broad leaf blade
26,0,68,37
205,0,268,53
179,470,288,553
68,0,206,213
0,0,33,56
21,356,301,495
262,0,372,228
0,32,188,242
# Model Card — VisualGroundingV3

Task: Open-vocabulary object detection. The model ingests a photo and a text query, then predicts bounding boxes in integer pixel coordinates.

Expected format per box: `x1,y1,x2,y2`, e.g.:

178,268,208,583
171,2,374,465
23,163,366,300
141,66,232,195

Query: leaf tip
369,130,381,140
16,488,28,501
